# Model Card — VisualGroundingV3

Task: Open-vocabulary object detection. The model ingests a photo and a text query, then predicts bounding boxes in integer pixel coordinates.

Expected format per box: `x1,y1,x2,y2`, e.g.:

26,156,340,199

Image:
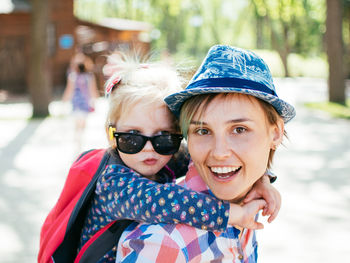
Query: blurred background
0,0,349,262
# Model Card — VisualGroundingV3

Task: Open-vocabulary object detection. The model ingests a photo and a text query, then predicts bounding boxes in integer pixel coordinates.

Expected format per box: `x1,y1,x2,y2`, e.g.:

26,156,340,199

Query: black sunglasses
113,132,183,155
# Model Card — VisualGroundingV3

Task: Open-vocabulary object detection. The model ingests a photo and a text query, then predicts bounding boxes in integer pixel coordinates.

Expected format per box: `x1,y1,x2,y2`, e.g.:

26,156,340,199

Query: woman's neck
229,185,253,204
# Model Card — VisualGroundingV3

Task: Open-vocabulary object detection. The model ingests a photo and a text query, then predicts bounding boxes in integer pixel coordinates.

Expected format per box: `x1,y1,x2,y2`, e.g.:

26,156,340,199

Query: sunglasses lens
115,133,183,155
152,135,182,155
117,134,145,154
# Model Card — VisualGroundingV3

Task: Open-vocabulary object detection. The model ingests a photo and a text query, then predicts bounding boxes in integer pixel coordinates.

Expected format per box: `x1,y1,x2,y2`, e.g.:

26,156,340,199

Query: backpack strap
52,149,135,263
74,219,134,263
52,150,112,262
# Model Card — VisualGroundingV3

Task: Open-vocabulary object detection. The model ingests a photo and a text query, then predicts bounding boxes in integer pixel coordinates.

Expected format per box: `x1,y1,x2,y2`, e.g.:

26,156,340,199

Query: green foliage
73,0,328,71
250,0,325,55
74,0,105,22
305,99,350,119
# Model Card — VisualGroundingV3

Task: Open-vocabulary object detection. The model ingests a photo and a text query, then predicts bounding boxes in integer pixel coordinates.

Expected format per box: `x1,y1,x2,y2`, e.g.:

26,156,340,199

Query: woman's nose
211,136,231,160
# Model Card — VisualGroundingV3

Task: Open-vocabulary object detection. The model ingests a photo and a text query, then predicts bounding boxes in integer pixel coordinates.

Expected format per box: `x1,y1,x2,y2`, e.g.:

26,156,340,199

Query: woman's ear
271,118,284,150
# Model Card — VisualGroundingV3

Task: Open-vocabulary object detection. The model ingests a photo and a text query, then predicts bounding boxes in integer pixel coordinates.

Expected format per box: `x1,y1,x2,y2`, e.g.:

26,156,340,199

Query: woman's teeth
210,166,240,174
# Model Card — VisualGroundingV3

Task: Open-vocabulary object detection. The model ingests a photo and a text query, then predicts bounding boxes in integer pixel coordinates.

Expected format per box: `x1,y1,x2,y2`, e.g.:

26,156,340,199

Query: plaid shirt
116,163,258,263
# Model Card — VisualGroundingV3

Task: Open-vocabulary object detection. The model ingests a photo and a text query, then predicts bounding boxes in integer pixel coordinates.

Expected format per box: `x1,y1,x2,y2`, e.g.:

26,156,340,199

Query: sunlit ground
258,78,350,262
0,78,349,262
0,97,108,262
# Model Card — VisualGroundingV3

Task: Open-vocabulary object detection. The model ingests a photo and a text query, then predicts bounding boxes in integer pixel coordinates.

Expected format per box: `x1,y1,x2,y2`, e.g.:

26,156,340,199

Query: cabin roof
97,17,152,32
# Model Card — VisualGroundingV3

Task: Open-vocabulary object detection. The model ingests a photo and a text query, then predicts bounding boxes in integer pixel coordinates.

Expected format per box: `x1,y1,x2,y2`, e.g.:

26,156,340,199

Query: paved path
0,78,349,262
259,78,350,262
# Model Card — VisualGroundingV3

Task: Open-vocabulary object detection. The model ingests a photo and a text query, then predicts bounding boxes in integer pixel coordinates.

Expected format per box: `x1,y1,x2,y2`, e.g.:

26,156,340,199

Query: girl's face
187,94,283,202
116,102,174,178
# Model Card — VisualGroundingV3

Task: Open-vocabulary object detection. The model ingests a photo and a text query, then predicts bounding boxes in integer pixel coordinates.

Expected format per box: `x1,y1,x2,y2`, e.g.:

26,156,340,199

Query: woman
115,45,296,262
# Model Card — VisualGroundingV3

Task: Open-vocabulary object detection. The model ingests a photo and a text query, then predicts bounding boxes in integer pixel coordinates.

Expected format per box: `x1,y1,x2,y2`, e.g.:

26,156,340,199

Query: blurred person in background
62,52,99,151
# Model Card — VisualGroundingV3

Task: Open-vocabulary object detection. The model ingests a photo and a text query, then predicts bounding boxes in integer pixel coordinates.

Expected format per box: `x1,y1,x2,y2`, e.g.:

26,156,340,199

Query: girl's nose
142,140,155,152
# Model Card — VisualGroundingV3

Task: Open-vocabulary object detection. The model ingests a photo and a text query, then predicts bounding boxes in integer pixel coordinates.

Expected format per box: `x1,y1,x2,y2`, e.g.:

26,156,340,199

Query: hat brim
165,87,296,123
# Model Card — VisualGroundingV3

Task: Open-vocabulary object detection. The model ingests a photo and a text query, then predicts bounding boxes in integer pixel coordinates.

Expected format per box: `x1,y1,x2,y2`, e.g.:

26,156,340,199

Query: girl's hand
228,200,267,230
243,175,281,223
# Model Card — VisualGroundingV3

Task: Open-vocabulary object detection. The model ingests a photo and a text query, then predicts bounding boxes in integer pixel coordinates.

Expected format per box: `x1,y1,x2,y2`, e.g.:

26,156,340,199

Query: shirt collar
180,162,211,194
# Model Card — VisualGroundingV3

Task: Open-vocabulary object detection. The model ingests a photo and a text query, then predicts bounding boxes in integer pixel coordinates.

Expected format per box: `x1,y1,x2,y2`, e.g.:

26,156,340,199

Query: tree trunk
256,15,264,49
207,0,221,44
347,6,350,78
270,24,290,77
265,12,290,77
279,49,289,77
29,0,51,117
326,0,345,104
251,1,264,49
280,24,290,77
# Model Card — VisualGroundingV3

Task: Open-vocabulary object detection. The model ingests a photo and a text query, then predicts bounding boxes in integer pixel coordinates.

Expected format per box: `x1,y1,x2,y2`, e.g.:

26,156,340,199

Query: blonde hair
179,93,285,169
105,53,184,146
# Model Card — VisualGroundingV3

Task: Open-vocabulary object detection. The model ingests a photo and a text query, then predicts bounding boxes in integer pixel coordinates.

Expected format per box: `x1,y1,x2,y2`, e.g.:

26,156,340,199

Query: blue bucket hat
165,45,296,123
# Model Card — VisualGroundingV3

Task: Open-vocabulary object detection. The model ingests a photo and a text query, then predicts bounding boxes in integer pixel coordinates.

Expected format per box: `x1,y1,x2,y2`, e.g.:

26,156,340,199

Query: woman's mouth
143,158,158,165
210,166,241,180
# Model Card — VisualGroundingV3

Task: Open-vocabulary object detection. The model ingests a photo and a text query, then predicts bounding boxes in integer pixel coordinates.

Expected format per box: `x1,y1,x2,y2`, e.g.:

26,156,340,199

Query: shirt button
238,254,244,260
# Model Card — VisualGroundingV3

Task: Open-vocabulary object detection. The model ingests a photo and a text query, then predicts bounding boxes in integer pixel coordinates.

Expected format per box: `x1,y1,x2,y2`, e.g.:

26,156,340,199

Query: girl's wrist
228,203,243,226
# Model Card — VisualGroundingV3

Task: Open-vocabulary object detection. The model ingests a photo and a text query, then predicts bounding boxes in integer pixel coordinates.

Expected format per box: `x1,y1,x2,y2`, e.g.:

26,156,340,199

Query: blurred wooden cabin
0,0,152,95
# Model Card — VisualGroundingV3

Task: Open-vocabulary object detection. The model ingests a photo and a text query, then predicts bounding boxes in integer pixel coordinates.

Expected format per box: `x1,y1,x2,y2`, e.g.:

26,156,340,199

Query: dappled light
258,79,350,263
0,98,108,261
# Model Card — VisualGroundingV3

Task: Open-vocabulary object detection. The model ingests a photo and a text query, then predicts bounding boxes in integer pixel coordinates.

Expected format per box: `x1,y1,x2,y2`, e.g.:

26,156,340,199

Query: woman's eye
233,127,246,134
196,128,209,135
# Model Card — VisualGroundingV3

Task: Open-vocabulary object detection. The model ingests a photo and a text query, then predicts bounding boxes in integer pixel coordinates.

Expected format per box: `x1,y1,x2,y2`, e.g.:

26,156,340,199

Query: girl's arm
62,73,74,102
96,164,230,232
243,174,281,223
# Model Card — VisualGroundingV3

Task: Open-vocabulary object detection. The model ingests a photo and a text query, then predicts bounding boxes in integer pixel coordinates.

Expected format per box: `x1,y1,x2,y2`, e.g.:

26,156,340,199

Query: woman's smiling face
187,93,283,202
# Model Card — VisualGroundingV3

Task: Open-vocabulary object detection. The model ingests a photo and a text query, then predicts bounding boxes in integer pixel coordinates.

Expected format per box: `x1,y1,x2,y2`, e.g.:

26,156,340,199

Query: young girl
78,54,280,262
62,53,99,151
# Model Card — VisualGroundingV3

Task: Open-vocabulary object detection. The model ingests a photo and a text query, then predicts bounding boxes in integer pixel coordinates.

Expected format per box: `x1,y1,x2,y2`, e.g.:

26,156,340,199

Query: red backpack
38,149,133,263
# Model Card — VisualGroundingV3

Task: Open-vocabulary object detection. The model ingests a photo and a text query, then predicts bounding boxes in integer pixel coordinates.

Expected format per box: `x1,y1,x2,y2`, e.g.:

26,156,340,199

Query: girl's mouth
210,166,241,180
143,158,157,165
